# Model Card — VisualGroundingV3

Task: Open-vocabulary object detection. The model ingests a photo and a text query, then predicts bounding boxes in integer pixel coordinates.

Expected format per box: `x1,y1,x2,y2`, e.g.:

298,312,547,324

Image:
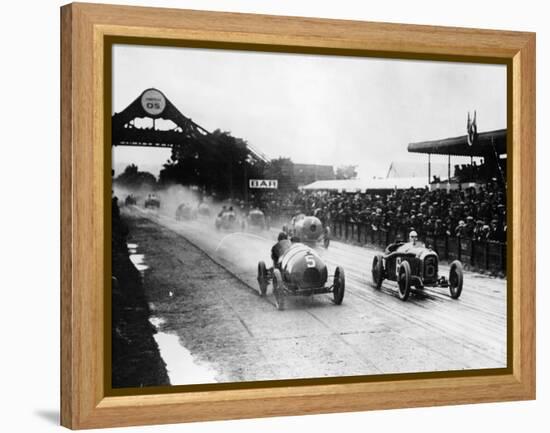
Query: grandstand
408,127,507,188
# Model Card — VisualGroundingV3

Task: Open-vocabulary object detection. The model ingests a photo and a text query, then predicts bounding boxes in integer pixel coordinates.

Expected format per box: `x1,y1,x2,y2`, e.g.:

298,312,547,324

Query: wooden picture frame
60,2,535,429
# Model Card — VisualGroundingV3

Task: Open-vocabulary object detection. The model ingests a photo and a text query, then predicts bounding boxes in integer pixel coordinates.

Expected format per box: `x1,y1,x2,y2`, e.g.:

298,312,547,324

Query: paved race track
122,206,507,385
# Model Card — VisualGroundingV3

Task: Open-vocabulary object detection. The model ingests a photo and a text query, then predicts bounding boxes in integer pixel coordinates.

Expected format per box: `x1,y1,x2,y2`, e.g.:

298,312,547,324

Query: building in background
293,163,335,186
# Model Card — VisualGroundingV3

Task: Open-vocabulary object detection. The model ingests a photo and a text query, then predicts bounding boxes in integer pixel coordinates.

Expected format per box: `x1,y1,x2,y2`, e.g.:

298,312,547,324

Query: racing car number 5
305,255,316,268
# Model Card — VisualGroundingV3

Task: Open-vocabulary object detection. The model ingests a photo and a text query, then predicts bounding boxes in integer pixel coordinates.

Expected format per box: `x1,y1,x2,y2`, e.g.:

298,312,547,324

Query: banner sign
249,179,278,189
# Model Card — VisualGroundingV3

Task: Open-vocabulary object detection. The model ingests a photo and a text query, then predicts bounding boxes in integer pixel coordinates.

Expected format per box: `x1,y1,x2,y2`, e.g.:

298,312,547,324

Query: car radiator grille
302,268,321,287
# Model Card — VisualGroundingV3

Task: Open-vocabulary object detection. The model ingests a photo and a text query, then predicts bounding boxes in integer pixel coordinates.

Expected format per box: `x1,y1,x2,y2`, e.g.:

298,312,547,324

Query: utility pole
428,153,431,184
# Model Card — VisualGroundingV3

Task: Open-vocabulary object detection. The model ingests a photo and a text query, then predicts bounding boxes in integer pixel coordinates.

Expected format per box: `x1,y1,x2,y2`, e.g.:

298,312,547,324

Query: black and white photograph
110,44,508,389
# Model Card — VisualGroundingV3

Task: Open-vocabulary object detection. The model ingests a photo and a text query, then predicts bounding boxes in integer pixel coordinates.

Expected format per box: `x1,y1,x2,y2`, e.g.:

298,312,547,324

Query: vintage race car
175,203,197,221
197,202,211,217
215,209,239,231
371,242,464,301
257,243,345,310
124,194,137,206
244,209,269,231
144,193,160,209
282,213,330,249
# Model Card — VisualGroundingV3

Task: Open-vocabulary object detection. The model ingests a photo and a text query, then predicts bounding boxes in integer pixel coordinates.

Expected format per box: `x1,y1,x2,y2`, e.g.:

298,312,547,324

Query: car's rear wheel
397,261,412,301
333,266,345,305
257,261,268,296
273,269,285,310
449,260,464,299
372,255,384,289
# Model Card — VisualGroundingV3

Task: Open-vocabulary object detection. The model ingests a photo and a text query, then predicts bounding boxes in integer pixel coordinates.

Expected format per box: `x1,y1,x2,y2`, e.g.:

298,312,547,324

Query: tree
335,165,358,180
114,164,157,189
264,157,297,192
159,130,265,200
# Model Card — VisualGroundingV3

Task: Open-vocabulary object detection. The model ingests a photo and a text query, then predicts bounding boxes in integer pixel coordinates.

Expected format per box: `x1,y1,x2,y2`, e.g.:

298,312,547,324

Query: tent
299,177,428,192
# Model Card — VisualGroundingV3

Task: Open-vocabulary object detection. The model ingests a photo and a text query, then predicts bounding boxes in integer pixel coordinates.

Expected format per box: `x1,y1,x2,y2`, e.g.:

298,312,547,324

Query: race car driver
402,230,424,251
271,232,291,268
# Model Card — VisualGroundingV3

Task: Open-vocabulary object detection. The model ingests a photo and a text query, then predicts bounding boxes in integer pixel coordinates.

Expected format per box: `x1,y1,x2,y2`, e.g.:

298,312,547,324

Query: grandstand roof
300,177,428,192
408,129,506,157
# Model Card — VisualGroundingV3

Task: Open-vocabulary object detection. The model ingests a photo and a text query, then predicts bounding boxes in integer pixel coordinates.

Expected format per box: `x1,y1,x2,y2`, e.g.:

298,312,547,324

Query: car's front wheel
257,261,268,296
323,227,331,249
397,261,412,301
372,255,384,289
333,266,345,305
449,260,464,299
273,269,285,310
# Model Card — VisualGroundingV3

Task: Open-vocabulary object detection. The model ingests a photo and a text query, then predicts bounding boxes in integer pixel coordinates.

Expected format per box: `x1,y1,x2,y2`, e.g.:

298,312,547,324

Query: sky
112,44,506,179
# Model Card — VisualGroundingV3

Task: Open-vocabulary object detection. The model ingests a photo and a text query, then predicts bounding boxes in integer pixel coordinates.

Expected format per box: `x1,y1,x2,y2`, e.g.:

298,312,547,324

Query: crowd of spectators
251,181,507,243
451,159,506,184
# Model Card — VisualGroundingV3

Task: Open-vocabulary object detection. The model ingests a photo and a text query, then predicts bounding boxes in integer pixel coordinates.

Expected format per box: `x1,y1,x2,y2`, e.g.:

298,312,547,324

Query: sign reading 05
141,88,167,117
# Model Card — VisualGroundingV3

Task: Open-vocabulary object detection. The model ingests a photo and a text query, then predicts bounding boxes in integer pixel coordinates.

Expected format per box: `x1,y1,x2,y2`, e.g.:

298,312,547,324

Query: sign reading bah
249,179,278,189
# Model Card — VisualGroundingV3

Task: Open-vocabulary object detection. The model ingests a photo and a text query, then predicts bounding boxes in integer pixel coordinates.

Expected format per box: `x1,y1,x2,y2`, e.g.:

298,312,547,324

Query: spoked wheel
449,260,464,299
257,261,268,297
333,266,345,305
372,255,384,289
272,269,285,310
397,261,412,301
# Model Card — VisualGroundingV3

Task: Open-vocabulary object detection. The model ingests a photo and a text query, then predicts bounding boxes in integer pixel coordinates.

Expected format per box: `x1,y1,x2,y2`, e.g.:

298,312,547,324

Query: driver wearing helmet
403,230,424,251
271,232,291,268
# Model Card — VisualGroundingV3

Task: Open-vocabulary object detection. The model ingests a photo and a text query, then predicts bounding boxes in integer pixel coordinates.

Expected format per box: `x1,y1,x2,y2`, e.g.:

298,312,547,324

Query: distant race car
283,213,330,248
257,243,345,310
197,202,211,217
371,241,464,301
175,203,197,221
144,193,160,209
244,209,269,231
124,194,137,206
215,208,239,231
